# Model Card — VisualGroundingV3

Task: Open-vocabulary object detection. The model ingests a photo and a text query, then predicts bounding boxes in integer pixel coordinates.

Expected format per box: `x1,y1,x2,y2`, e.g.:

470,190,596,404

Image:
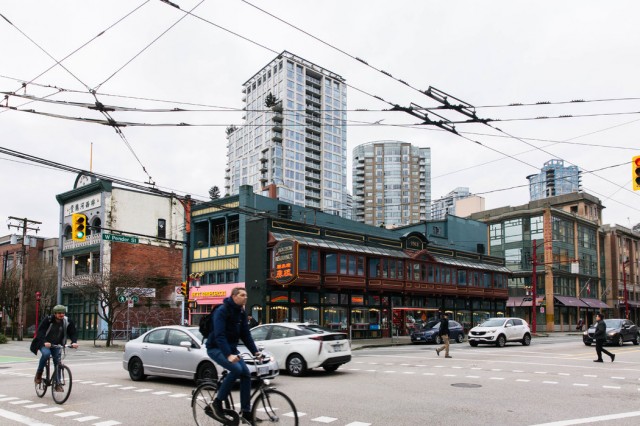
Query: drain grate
451,383,482,388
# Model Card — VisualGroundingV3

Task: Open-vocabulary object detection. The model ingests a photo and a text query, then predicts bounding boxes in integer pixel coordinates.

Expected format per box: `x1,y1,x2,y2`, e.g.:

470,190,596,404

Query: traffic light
633,155,640,191
181,281,187,296
71,213,87,242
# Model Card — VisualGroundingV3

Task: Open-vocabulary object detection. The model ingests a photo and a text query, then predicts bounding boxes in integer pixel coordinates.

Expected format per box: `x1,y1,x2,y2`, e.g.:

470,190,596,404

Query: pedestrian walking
435,313,452,358
593,313,615,363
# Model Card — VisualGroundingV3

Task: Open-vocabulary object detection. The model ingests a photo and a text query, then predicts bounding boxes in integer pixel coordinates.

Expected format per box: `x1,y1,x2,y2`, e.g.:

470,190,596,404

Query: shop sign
406,236,423,250
273,239,298,285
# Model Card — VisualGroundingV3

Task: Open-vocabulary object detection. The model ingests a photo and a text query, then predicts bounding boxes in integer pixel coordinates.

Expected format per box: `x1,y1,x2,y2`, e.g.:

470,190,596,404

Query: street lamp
35,291,41,337
531,240,538,334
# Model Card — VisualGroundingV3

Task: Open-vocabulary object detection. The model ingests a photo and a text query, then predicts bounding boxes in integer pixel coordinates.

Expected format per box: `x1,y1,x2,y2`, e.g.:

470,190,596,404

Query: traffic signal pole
532,239,537,334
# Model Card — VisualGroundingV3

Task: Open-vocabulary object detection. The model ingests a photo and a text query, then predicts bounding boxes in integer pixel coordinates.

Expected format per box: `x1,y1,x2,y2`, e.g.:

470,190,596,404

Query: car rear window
298,325,330,335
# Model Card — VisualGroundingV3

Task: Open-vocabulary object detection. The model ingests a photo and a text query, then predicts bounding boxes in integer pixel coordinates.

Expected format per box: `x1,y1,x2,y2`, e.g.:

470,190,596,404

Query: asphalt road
1,335,639,425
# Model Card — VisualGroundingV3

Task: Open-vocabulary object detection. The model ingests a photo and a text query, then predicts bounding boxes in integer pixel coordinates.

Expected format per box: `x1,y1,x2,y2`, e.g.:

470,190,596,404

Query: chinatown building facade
187,186,510,338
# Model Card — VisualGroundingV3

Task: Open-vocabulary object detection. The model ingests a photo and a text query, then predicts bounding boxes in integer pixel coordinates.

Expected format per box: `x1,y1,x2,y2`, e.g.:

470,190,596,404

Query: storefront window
324,306,347,330
458,270,467,286
369,258,381,277
303,306,319,324
303,292,319,304
269,305,288,323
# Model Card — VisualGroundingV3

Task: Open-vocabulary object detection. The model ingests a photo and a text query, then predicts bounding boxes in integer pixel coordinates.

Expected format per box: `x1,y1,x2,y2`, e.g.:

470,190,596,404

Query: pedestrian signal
71,213,87,242
633,155,640,191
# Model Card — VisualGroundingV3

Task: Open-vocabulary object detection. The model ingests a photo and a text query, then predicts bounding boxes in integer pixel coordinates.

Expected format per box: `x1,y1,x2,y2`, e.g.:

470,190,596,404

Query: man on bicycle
31,305,78,390
206,287,261,425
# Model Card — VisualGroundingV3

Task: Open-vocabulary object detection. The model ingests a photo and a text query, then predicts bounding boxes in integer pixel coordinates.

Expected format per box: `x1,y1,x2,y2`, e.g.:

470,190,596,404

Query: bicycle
192,353,298,425
34,344,73,404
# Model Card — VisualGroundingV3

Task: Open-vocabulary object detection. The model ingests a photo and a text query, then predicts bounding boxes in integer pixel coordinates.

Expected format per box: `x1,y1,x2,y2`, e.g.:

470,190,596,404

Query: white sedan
123,325,278,382
250,323,351,377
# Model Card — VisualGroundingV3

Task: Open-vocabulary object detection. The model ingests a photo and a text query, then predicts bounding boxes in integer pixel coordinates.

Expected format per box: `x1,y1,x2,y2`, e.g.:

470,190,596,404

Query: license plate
332,344,343,352
257,365,269,375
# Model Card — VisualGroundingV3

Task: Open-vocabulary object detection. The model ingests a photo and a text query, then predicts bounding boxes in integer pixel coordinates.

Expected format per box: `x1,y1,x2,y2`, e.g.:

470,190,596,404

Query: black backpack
198,304,225,343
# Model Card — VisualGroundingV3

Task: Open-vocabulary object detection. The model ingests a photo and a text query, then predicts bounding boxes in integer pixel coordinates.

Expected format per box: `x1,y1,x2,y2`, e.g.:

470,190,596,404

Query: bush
0,334,7,344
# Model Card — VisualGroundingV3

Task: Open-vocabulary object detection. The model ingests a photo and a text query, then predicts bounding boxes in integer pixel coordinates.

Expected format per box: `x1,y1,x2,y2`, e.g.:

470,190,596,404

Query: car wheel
128,357,147,381
286,353,307,377
456,333,464,344
583,341,591,346
196,362,217,382
521,334,531,346
616,334,624,346
633,335,639,346
434,335,442,345
496,335,506,347
469,341,478,347
323,365,340,373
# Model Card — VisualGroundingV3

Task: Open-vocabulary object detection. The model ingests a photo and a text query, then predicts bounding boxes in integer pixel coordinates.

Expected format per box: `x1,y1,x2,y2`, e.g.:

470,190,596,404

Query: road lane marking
93,421,122,426
530,410,640,425
74,416,101,422
24,404,47,408
572,384,588,387
345,423,371,426
39,407,64,413
311,416,337,423
0,408,53,426
603,386,620,389
55,411,82,417
516,379,530,382
542,381,558,384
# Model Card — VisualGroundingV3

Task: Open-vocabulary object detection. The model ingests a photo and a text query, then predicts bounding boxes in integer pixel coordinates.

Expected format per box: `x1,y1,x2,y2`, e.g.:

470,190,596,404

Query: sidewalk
350,331,584,350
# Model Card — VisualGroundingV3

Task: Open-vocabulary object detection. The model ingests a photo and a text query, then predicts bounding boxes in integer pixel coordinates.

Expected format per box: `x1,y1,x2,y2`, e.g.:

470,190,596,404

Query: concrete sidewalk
350,331,584,350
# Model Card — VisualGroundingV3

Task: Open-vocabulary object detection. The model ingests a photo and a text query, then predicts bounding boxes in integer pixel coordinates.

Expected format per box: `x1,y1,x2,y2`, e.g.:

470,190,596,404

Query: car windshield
187,326,203,340
604,319,623,328
479,319,506,327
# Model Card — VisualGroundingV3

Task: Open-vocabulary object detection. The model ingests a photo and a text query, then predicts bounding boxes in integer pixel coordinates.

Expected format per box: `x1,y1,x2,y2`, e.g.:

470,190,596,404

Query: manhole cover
451,383,482,388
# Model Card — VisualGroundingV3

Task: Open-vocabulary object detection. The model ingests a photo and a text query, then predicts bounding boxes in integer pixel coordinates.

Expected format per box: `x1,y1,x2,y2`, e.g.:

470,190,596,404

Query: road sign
118,295,126,303
176,295,184,302
131,295,139,303
128,299,133,308
102,233,139,244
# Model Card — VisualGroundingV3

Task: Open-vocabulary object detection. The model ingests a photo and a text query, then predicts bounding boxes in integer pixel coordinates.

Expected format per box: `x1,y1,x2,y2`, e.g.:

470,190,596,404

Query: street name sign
103,233,139,244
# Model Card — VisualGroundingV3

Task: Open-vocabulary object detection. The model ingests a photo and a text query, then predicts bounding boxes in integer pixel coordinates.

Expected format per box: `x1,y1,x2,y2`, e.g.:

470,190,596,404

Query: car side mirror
505,323,512,328
180,341,193,350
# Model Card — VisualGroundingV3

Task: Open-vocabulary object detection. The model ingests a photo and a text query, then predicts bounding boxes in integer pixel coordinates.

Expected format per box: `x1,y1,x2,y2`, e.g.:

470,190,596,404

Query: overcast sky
1,0,639,238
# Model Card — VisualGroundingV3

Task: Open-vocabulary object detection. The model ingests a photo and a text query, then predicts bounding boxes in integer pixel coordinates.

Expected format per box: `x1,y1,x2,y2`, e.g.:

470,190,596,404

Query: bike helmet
52,305,66,314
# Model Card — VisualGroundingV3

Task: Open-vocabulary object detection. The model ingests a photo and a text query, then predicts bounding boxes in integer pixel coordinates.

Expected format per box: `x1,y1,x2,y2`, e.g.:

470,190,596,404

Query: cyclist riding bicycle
30,305,78,391
206,287,261,425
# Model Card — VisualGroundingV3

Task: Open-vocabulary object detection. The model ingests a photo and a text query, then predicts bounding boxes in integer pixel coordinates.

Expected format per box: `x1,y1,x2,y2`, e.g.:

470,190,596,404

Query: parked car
122,325,279,382
250,322,351,377
411,320,465,344
468,317,532,347
583,318,639,346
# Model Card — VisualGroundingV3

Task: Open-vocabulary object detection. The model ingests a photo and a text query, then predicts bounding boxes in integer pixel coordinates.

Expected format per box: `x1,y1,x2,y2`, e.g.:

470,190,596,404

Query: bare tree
209,185,220,200
63,267,178,347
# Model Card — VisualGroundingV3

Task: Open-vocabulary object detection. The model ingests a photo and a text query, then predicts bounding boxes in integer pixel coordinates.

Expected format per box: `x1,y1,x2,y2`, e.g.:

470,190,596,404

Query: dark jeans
37,345,61,373
595,339,613,360
207,348,252,413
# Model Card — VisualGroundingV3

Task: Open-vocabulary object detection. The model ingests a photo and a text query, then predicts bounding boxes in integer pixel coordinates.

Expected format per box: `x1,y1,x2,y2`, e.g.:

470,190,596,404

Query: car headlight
607,331,616,336
583,331,588,336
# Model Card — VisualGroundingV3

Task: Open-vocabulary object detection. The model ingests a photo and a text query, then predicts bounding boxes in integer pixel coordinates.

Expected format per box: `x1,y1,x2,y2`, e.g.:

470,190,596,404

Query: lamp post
531,239,537,334
34,291,41,337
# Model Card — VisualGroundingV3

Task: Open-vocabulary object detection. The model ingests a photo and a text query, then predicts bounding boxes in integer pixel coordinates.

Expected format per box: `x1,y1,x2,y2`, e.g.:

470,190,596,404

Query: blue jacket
206,296,259,357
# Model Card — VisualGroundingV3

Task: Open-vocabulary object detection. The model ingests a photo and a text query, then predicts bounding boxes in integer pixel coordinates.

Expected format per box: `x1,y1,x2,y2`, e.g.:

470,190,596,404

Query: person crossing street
435,313,452,358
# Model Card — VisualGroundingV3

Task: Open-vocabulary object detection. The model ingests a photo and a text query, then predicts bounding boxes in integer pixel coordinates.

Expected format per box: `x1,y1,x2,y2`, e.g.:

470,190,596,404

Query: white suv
468,317,532,347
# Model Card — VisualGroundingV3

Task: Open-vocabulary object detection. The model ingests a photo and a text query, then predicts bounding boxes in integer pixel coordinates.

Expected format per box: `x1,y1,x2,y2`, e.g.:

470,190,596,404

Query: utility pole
7,216,41,341
531,239,537,334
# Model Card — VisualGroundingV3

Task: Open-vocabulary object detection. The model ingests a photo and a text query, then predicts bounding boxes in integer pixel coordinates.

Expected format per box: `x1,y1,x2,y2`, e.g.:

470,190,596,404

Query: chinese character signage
273,239,298,285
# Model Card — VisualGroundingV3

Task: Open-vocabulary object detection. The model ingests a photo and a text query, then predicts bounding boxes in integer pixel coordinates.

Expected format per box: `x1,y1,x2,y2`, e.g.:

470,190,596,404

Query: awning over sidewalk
580,298,609,309
554,295,589,308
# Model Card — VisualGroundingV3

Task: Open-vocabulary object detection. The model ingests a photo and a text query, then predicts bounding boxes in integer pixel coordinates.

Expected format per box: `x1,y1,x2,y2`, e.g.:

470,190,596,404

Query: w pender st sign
273,239,299,285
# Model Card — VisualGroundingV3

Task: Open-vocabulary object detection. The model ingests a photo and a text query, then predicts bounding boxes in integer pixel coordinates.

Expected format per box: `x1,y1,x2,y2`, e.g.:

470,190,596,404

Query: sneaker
445,355,452,358
34,371,43,385
593,359,603,363
435,349,440,356
54,385,64,392
611,354,615,363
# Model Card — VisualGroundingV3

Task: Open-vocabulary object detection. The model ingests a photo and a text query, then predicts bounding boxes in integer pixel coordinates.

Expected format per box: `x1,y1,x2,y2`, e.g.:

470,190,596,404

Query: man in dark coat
31,305,78,388
594,313,615,362
435,313,452,358
206,287,261,425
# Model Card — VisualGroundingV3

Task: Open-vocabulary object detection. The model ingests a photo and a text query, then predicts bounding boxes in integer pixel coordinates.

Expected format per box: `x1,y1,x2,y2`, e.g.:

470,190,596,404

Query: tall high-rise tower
225,51,348,216
527,159,581,201
352,140,430,227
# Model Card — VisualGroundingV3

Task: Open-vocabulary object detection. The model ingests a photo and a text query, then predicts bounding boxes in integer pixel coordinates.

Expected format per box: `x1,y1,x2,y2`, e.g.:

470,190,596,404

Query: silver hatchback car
123,325,278,382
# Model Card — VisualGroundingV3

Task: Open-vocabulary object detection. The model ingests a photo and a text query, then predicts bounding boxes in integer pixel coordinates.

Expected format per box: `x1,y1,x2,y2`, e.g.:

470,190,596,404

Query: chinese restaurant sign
273,239,299,285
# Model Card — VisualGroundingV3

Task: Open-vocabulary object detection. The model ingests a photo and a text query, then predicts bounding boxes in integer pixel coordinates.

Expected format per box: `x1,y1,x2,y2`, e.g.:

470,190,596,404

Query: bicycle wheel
251,389,298,425
192,383,237,426
34,377,48,398
51,365,72,404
